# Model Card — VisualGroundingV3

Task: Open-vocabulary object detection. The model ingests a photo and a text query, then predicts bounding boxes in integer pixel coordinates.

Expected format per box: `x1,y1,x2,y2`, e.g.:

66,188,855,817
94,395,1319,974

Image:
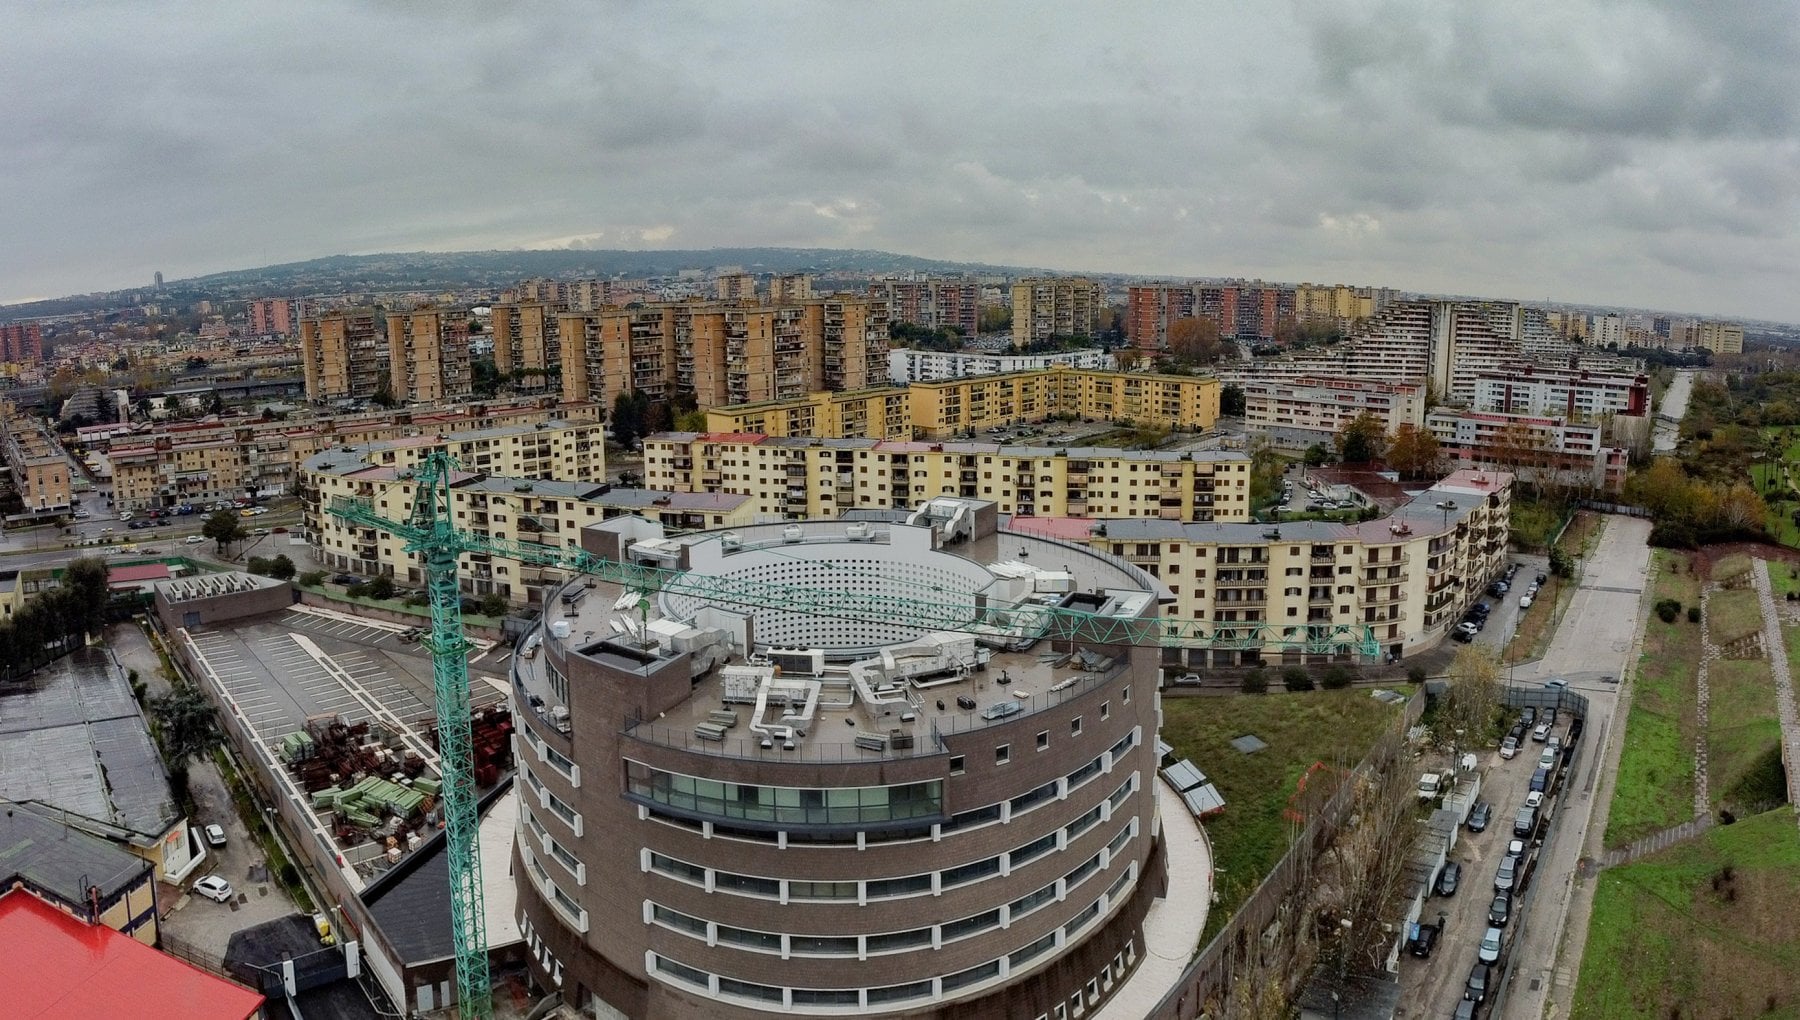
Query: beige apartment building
1692,321,1744,355
491,302,562,392
642,432,1253,523
300,309,384,402
387,308,472,402
1,406,73,520
1029,468,1513,664
1012,277,1104,346
557,297,890,411
704,368,1221,440
303,448,753,604
107,398,599,510
1240,376,1427,446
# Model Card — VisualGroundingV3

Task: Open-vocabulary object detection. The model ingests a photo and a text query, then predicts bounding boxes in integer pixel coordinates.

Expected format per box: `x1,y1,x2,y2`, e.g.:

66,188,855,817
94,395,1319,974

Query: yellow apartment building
387,308,471,402
299,309,383,401
642,432,1254,522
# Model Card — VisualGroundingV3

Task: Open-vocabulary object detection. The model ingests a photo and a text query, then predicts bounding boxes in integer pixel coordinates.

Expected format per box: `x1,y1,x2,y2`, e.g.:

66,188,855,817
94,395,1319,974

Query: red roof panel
0,892,264,1019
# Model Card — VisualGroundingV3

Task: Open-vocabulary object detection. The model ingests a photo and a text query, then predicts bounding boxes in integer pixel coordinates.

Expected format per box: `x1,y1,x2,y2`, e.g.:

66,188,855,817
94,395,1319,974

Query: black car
1489,892,1513,927
1456,997,1480,1019
1472,601,1492,617
1451,628,1475,643
1467,801,1492,833
1508,722,1527,743
1406,921,1442,958
1530,767,1551,793
1521,707,1538,727
1536,572,1548,585
331,574,360,586
1466,963,1492,1003
1436,861,1462,896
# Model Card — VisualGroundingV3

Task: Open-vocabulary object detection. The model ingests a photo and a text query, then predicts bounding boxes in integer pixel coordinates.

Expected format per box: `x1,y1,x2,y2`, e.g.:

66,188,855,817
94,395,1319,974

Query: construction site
161,596,526,1012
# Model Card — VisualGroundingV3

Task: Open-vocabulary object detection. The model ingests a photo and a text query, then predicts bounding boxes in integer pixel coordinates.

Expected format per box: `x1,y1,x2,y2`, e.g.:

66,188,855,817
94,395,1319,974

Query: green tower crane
329,451,1382,1016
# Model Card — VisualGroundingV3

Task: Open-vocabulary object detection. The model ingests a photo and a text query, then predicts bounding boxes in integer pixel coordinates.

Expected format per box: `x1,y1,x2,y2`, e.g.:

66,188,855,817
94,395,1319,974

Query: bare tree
1439,643,1504,744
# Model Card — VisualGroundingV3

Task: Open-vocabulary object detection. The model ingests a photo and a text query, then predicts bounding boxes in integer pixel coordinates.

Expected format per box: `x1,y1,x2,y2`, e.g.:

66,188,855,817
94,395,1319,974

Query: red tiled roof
107,564,173,585
0,891,264,1019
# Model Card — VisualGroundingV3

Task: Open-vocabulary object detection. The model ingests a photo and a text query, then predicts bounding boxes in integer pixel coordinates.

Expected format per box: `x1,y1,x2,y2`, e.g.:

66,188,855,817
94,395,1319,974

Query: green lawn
1572,808,1800,1020
1605,550,1702,849
1707,587,1765,646
1160,689,1402,942
1704,657,1783,814
1772,563,1800,600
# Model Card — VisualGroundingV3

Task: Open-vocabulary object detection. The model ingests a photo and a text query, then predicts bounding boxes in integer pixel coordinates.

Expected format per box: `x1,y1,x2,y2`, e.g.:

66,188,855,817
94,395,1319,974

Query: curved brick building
510,502,1169,1017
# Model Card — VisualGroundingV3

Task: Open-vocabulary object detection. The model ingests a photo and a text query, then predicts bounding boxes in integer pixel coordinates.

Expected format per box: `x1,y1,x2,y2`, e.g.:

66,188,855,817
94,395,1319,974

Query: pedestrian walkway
1693,586,1714,814
1598,815,1714,869
1092,781,1213,1020
1748,561,1800,828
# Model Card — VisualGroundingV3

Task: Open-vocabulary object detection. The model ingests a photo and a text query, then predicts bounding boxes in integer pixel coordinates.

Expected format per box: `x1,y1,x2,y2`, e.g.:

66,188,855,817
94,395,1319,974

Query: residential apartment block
490,302,562,392
247,298,307,338
1239,376,1427,445
1,406,72,519
299,309,383,402
557,297,891,410
1692,321,1744,355
642,432,1254,522
1018,469,1513,664
0,321,45,364
716,272,757,302
303,449,753,604
1470,364,1649,421
1125,281,1299,347
1427,410,1629,493
703,368,1221,440
387,308,472,403
106,398,597,510
868,278,981,336
1291,283,1394,326
1012,277,1104,346
887,347,1114,384
769,273,813,302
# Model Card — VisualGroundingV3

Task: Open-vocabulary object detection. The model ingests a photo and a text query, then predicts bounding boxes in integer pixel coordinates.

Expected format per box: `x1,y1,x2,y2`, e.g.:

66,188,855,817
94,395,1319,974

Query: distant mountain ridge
1,247,1059,320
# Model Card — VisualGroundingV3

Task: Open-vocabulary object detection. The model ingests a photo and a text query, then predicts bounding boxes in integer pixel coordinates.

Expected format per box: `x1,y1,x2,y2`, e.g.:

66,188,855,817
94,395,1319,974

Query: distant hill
1,247,1054,320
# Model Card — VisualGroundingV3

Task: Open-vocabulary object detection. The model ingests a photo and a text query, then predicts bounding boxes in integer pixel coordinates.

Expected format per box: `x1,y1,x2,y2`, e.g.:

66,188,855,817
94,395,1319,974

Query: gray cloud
0,0,1796,322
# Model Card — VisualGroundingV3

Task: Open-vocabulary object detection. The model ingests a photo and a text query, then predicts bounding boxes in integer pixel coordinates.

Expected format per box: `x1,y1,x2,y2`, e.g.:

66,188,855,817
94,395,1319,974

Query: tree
366,575,396,601
149,684,224,764
202,509,247,553
1304,443,1332,467
1439,644,1504,743
266,555,296,580
1221,383,1246,417
1167,316,1227,365
1386,423,1442,480
479,592,508,618
611,391,649,449
298,570,326,587
1335,412,1386,464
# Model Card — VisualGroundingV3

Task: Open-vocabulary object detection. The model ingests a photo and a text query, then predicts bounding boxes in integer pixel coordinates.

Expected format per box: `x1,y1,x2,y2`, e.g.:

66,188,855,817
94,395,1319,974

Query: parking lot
1399,706,1577,1017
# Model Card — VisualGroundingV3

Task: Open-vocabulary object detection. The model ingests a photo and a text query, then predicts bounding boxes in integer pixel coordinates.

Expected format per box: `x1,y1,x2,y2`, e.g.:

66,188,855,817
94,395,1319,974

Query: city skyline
3,2,1797,322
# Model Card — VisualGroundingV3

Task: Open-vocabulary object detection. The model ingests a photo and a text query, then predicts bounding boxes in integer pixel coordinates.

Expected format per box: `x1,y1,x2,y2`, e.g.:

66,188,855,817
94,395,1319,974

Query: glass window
788,880,858,901
792,989,860,1006
790,934,859,957
1010,930,1059,969
651,904,706,937
714,871,780,897
1011,831,1059,868
866,872,932,899
942,960,1001,992
652,954,708,989
866,927,933,954
996,744,1010,765
942,856,1001,888
716,925,783,952
1011,882,1057,919
867,981,933,1005
719,977,784,1003
942,908,1001,942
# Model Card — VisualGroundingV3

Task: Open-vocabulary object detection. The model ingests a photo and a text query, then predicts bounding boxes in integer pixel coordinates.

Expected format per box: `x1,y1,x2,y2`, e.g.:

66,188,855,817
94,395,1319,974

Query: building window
949,755,965,775
996,744,1011,765
1071,716,1083,736
1037,730,1050,751
1099,701,1110,721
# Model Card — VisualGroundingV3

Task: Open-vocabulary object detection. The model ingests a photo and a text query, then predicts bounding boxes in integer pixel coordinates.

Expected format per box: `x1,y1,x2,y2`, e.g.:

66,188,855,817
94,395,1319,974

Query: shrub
1282,666,1315,692
1407,665,1427,685
1687,606,1701,623
298,570,326,587
1321,665,1354,690
479,592,509,619
1240,668,1269,694
365,575,396,601
1654,598,1682,623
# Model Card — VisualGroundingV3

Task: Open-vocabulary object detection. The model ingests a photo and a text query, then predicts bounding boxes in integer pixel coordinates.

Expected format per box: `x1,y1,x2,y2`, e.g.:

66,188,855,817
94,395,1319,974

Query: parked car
1544,678,1569,690
1530,767,1551,793
192,875,234,902
183,535,205,545
1500,735,1520,759
1488,891,1513,927
1524,790,1544,810
1451,628,1475,643
204,824,227,847
1521,707,1538,726
1418,772,1447,801
1532,722,1551,742
1536,572,1548,585
1514,805,1538,837
1456,998,1479,1020
1478,926,1504,965
1407,921,1442,958
1467,801,1492,833
1539,748,1559,770
1466,963,1492,1003
1520,594,1534,609
1494,856,1518,893
1547,735,1563,756
331,574,360,585
1436,861,1462,897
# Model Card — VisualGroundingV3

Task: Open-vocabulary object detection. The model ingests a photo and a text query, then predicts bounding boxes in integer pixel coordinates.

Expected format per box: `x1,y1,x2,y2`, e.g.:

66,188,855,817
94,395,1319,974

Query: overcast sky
3,1,1797,321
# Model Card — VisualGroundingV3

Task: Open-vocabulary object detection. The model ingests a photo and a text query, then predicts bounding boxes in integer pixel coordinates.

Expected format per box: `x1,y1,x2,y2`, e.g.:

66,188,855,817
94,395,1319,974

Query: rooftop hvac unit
721,532,742,551
767,648,825,677
782,525,804,544
550,706,571,733
845,522,870,541
550,620,572,640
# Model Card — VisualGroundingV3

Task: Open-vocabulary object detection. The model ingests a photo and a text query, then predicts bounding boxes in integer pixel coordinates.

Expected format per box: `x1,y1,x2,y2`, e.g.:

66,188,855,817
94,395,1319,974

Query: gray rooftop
0,799,152,905
0,648,176,836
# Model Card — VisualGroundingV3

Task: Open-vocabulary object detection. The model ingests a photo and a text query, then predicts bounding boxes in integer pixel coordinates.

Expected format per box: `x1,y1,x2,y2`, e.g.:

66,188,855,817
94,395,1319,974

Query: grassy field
1705,657,1783,814
1707,587,1765,646
1772,562,1800,600
1160,689,1403,942
1504,573,1566,664
1605,550,1703,850
1572,808,1800,1019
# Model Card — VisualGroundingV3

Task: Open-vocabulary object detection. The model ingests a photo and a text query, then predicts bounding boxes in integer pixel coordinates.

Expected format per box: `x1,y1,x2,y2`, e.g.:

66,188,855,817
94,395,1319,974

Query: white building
887,347,1114,385
1240,376,1426,446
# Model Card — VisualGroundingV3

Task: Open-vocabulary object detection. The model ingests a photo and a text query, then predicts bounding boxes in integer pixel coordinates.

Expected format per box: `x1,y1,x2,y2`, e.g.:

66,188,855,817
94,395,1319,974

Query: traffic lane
1399,740,1540,1018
